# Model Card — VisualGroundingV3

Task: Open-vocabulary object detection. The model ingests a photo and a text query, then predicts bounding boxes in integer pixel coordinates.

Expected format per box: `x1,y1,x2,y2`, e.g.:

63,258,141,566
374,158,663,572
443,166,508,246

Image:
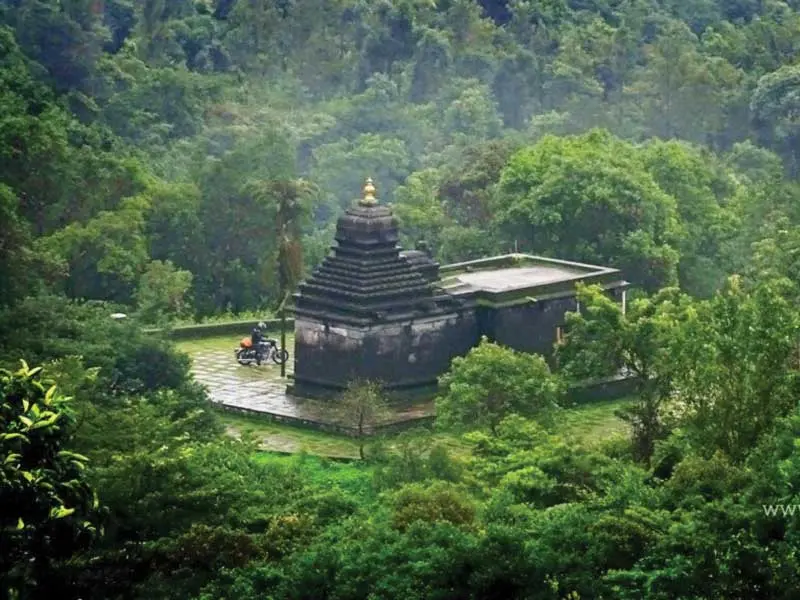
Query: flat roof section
437,253,628,305
450,265,582,293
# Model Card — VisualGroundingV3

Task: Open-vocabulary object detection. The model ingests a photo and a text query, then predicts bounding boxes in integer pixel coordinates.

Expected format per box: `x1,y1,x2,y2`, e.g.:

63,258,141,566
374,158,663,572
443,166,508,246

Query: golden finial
361,177,377,206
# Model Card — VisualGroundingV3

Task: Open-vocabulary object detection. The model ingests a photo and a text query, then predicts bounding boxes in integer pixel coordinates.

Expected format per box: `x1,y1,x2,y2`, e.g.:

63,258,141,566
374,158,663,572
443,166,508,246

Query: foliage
0,0,797,317
437,337,564,434
751,213,800,293
0,295,192,395
0,183,46,306
38,195,152,303
334,380,391,459
751,64,800,177
0,361,102,598
134,259,194,325
388,481,476,531
4,0,800,597
640,139,740,297
558,284,691,462
372,430,464,490
248,177,317,303
668,276,800,461
495,130,681,291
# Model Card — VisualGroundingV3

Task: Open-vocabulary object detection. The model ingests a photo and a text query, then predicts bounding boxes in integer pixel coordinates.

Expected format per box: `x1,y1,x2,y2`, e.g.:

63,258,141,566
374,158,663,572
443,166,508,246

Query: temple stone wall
292,310,478,398
479,296,578,357
363,311,479,386
480,285,626,358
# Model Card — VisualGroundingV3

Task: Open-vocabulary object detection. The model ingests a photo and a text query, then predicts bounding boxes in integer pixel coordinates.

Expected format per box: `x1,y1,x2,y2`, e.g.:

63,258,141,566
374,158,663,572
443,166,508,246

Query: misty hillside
2,0,799,319
4,2,800,599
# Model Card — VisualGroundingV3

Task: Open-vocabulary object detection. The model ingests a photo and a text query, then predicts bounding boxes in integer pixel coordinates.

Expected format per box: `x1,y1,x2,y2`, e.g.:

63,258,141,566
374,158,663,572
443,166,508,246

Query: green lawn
219,410,360,458
250,451,377,503
556,398,633,444
218,397,633,460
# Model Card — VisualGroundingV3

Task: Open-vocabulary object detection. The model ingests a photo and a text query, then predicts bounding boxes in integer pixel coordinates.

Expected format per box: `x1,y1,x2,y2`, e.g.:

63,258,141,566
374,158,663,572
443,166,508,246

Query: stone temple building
288,178,629,400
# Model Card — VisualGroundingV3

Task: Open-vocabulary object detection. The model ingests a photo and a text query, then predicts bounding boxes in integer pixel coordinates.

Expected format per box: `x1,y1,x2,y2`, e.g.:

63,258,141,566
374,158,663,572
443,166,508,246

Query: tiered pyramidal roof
293,178,460,325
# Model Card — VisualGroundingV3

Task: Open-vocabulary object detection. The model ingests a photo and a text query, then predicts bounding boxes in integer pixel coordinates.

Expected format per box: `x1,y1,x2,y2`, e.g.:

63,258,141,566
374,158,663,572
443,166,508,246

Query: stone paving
186,337,435,429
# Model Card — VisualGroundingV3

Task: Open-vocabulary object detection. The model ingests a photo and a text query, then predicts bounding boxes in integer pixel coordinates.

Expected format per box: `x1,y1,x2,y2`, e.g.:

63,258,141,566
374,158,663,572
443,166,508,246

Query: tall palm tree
250,178,317,375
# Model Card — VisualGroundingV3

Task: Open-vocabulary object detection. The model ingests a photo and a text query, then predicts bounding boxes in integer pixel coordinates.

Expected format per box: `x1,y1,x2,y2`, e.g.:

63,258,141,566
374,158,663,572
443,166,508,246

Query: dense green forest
3,0,800,598
2,0,800,318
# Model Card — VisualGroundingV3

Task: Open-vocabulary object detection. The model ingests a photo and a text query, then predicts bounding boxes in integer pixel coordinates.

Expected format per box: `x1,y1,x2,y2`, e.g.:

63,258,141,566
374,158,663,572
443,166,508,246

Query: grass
555,398,633,444
219,411,360,458
171,309,275,327
250,451,377,503
216,397,633,460
177,335,242,353
219,412,468,460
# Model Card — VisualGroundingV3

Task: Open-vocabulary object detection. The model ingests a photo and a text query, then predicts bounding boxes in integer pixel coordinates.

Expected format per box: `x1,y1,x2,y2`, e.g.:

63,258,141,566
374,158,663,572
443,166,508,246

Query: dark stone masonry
289,178,630,401
289,178,476,399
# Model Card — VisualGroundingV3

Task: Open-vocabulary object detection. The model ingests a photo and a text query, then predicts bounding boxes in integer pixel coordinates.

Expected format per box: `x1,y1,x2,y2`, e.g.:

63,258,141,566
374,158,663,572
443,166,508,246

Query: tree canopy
0,0,798,317
3,0,800,598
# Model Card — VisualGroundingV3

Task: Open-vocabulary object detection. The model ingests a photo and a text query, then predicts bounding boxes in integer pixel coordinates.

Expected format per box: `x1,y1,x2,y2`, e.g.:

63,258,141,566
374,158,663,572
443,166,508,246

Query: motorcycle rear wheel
235,349,254,366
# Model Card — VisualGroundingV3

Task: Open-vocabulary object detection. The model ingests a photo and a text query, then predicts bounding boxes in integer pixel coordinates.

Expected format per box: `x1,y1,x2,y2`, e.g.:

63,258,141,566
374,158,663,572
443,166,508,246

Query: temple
289,178,629,400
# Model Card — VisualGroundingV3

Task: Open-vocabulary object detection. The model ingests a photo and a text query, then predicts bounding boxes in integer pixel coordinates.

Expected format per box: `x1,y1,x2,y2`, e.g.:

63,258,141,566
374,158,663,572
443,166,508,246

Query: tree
394,139,517,259
0,295,192,395
247,178,316,302
751,64,800,176
393,168,447,250
436,338,563,435
1,361,102,598
389,481,475,531
492,50,541,128
372,431,464,490
38,195,151,304
438,138,519,229
669,276,800,461
441,79,503,142
334,380,390,459
550,15,642,132
310,133,411,212
191,130,296,315
628,19,743,145
8,0,110,94
438,225,497,263
0,26,147,236
134,259,194,325
466,415,629,507
495,130,681,292
751,215,800,294
143,181,204,270
641,139,740,297
557,284,691,462
724,141,785,186
409,27,452,102
0,184,46,306
250,177,316,374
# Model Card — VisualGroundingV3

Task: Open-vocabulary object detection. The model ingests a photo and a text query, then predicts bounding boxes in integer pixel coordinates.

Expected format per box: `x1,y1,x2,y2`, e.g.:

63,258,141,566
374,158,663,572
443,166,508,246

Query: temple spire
360,177,377,207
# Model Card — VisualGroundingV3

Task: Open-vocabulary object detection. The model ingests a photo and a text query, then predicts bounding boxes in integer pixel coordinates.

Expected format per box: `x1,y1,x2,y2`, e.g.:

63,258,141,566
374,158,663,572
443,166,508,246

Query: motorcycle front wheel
272,349,289,365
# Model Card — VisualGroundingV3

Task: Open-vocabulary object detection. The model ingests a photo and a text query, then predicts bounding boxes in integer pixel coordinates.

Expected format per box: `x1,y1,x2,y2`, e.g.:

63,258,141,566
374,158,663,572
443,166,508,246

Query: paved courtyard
180,335,435,429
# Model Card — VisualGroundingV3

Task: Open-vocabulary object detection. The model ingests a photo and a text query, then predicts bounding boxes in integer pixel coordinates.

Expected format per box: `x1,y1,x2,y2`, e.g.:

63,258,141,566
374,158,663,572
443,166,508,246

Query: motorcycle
234,338,289,366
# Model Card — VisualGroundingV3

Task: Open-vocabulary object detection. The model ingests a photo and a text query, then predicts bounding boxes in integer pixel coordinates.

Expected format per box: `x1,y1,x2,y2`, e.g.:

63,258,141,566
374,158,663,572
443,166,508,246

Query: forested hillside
2,0,799,318
4,1,800,599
